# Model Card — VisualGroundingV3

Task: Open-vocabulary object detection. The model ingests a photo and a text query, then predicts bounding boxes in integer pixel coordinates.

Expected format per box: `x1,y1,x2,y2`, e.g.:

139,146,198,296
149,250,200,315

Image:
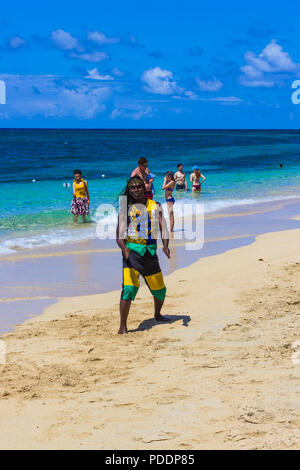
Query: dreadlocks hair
119,175,146,226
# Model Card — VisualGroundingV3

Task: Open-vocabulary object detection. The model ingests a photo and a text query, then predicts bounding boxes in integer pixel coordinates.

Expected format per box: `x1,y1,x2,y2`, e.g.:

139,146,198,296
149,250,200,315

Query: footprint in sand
239,407,274,425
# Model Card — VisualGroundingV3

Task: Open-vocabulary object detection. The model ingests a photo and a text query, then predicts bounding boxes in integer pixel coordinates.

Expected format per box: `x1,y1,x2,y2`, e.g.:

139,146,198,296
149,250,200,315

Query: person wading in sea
116,176,170,334
174,163,188,191
190,166,206,193
71,170,90,222
162,171,176,233
131,157,150,185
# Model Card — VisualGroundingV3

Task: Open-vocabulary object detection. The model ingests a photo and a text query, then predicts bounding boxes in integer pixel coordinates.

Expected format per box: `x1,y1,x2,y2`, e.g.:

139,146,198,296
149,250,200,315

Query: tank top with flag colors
126,199,159,250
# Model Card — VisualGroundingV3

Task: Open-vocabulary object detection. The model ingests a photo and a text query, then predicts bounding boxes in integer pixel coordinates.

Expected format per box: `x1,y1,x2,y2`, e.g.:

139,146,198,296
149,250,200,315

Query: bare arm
145,178,154,191
116,214,130,259
158,204,170,258
85,181,90,204
162,179,174,190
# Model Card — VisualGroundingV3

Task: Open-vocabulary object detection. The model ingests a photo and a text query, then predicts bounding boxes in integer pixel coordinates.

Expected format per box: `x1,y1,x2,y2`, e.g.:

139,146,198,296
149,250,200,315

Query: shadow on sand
129,314,191,333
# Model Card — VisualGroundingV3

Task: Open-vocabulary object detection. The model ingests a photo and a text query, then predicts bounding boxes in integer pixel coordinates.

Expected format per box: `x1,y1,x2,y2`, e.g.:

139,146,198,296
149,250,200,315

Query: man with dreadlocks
116,175,170,334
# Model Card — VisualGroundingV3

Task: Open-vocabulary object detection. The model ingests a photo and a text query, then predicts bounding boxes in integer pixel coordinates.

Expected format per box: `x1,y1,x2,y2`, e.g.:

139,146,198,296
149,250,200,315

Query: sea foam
0,194,298,256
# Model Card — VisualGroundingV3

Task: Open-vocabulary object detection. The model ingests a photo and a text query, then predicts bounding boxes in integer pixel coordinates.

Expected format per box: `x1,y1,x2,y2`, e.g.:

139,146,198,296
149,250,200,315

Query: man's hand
163,247,171,258
122,247,130,260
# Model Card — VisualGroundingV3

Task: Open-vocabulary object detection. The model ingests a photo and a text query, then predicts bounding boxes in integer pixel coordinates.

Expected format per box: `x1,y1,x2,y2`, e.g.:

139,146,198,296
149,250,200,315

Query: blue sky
0,0,300,128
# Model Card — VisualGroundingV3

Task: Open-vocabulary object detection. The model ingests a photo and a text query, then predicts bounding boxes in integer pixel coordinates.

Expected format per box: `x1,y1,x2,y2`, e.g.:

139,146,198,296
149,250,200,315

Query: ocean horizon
1,128,300,255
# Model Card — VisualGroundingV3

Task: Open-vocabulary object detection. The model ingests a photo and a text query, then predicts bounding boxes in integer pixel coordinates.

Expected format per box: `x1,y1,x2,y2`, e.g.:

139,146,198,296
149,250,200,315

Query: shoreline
1,193,300,259
1,196,300,334
0,225,299,449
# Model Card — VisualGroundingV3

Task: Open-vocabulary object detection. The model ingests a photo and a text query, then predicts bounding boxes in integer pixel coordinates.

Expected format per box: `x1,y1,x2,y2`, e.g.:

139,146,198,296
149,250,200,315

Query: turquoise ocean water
1,129,300,255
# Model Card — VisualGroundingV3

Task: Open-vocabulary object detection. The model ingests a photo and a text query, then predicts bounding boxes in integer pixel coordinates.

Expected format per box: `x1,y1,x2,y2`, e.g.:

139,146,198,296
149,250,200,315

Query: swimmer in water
71,169,90,223
190,166,205,193
174,163,187,191
131,157,150,184
162,171,176,232
145,173,156,200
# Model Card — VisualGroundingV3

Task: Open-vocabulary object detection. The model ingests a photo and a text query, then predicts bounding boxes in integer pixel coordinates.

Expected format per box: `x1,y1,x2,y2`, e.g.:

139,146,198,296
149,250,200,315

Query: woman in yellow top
71,169,90,222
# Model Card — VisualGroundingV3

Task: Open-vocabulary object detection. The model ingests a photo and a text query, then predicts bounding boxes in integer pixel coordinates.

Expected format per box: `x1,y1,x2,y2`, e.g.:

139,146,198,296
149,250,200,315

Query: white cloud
242,79,275,88
245,41,297,73
172,90,198,100
69,51,108,62
112,67,125,77
88,30,120,45
9,36,26,49
123,33,141,47
141,67,180,95
85,68,114,80
57,87,107,119
110,104,153,120
199,96,242,105
51,29,82,51
209,96,241,103
0,74,112,119
196,78,223,92
184,90,198,100
240,40,300,87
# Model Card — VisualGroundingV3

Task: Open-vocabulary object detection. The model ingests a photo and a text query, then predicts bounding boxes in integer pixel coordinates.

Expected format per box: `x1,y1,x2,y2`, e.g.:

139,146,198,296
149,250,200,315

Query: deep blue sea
1,129,300,254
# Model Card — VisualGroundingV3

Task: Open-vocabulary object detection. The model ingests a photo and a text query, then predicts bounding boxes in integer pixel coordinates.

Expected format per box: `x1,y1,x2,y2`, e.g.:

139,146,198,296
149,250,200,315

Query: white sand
0,228,299,449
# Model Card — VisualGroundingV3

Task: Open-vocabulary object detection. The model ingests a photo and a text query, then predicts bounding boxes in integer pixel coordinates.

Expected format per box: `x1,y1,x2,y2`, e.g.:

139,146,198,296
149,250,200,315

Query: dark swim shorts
121,249,166,301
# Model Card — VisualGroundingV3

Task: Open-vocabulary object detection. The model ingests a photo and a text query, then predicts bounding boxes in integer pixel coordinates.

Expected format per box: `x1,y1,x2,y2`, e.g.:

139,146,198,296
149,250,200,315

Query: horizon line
0,127,299,131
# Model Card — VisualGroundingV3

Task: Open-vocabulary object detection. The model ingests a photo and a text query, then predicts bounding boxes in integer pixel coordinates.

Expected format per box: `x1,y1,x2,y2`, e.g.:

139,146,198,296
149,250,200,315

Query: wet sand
1,197,300,334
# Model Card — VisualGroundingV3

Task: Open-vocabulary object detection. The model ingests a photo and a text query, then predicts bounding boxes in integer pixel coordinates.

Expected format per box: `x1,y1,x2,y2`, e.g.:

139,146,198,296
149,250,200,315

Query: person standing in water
145,173,156,200
116,176,170,334
131,157,150,184
190,166,205,193
71,170,90,222
162,171,176,233
174,163,187,190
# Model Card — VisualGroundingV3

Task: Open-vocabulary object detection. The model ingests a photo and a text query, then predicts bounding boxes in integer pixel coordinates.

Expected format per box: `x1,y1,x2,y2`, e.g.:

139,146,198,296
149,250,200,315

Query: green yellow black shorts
121,250,166,301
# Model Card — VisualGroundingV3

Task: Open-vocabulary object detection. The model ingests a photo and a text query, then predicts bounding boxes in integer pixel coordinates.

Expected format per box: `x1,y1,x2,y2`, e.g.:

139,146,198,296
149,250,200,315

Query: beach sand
2,197,300,335
0,227,299,450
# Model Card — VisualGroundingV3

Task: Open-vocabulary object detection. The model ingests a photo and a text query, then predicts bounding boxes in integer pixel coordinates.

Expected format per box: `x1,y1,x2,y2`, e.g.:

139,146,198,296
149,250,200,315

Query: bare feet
118,327,128,334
